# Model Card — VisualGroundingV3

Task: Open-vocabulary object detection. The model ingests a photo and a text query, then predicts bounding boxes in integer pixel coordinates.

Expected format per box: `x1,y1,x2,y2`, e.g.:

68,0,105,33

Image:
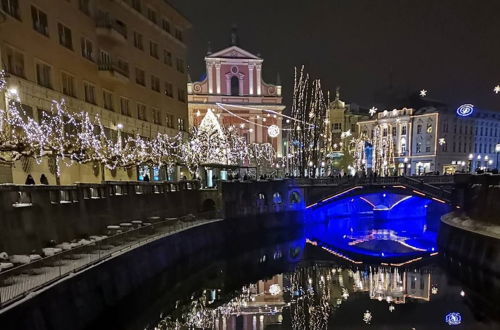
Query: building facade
0,0,190,184
326,88,369,152
187,36,285,157
356,105,500,175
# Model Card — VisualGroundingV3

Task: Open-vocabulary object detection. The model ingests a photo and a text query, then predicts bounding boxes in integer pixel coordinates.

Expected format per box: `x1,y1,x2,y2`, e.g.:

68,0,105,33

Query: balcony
98,59,129,83
95,12,128,44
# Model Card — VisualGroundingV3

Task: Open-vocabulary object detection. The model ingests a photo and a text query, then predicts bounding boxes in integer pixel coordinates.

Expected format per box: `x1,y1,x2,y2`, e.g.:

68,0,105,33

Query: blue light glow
445,312,462,326
306,191,450,260
456,104,474,117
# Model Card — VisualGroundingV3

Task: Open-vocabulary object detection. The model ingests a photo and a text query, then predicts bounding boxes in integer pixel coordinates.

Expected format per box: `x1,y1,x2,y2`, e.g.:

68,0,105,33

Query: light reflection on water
148,216,500,330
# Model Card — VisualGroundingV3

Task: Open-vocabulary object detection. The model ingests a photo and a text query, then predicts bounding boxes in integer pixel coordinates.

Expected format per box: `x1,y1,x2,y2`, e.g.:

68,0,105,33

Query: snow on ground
442,213,500,239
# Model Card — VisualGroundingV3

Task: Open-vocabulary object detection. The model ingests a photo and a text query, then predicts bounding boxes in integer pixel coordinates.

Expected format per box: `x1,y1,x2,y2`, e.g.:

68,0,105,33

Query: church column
239,76,244,96
248,63,254,95
207,62,214,94
256,64,262,95
215,62,221,94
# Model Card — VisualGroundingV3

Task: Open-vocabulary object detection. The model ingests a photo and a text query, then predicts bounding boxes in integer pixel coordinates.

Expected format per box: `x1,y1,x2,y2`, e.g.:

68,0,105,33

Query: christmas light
420,89,427,97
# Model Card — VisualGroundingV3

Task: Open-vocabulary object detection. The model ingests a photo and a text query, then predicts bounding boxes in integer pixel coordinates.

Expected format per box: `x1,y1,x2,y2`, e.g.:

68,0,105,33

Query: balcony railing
95,12,128,42
98,59,130,80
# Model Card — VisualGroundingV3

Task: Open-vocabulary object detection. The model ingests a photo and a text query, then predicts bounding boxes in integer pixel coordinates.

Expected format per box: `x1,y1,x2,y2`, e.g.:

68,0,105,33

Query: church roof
205,45,262,60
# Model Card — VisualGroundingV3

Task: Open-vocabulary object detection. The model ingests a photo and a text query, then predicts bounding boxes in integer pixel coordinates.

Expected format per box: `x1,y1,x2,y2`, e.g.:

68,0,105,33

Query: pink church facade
187,45,285,156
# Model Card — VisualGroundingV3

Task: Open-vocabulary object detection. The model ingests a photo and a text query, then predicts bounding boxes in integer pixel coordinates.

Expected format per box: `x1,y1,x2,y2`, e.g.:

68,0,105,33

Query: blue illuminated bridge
289,176,456,265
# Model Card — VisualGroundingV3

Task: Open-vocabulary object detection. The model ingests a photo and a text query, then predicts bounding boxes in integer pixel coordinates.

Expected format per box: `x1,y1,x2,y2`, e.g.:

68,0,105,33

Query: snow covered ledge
441,212,500,240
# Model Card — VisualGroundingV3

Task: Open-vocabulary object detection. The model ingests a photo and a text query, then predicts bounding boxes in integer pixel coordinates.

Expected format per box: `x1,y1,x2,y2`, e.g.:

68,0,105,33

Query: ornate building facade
187,34,285,157
357,105,500,175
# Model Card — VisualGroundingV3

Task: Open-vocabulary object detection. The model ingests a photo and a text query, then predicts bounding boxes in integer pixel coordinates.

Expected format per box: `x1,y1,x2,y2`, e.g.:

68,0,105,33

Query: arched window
231,76,239,96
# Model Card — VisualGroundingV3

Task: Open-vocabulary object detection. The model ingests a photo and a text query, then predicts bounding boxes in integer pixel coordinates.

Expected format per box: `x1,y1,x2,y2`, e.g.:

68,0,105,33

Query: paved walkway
0,218,221,308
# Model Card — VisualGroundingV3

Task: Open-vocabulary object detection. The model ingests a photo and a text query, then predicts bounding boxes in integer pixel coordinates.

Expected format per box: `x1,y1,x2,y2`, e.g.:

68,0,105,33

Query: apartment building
0,0,191,184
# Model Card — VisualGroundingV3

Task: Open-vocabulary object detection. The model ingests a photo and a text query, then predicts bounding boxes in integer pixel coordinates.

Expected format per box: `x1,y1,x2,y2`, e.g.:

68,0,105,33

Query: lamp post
403,157,408,176
477,154,482,171
496,144,500,170
485,155,489,170
468,154,473,173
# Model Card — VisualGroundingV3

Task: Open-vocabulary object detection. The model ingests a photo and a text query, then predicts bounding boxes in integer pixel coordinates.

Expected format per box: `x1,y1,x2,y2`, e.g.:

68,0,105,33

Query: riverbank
0,210,304,330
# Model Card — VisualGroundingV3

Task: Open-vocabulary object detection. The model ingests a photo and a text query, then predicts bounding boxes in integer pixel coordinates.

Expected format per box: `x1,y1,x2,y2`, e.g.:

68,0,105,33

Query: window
2,0,20,19
103,90,114,110
146,7,157,23
177,88,186,102
383,128,387,137
31,6,48,36
151,76,160,92
83,81,96,104
5,46,25,77
416,142,422,153
61,72,75,97
149,41,159,59
163,50,172,66
400,138,406,154
161,19,171,33
36,62,52,88
174,28,183,42
135,68,145,86
78,0,91,16
57,23,73,50
131,0,141,12
81,37,93,61
133,32,143,50
333,123,341,130
152,108,161,125
120,97,130,116
426,141,431,152
177,118,185,131
176,58,185,73
392,127,396,136
417,124,422,134
401,125,407,135
165,114,174,128
164,82,173,97
137,103,147,121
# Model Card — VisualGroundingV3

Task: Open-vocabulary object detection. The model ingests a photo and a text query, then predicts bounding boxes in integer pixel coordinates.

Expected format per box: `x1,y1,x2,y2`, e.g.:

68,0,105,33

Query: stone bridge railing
289,175,454,206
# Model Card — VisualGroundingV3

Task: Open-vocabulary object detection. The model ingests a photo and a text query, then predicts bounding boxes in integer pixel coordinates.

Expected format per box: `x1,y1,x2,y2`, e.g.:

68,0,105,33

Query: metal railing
0,217,220,308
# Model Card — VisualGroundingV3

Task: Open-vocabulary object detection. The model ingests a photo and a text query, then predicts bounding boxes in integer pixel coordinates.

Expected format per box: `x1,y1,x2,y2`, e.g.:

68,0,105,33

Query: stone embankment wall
454,174,500,224
0,181,219,254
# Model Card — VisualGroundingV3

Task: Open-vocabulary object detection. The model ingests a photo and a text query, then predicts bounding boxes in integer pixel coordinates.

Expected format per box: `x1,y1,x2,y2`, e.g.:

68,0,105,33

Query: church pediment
206,46,261,60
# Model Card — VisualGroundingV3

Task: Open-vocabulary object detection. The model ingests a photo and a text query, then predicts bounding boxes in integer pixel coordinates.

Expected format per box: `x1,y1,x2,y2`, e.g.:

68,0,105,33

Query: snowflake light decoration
494,85,500,94
369,107,377,116
267,124,280,138
431,286,438,295
445,312,462,326
363,310,372,324
439,138,446,146
420,89,427,97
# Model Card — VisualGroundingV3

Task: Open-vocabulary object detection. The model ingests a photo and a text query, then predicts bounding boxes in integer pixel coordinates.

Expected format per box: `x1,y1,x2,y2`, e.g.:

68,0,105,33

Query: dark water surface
91,213,500,330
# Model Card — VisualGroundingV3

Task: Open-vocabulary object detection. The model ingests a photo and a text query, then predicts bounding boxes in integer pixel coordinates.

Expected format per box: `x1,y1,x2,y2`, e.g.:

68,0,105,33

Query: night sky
170,0,500,112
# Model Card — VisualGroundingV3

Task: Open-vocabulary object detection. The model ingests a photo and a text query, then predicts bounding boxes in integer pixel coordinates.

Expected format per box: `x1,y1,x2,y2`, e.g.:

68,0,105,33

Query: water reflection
106,212,499,330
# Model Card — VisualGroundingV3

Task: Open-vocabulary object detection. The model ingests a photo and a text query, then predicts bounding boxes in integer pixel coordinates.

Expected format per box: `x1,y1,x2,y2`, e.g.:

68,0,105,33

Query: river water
94,212,500,330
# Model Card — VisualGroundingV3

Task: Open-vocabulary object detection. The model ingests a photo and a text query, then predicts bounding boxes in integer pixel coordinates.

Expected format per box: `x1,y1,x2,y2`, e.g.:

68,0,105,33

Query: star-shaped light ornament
494,85,500,94
369,107,377,116
439,138,446,146
420,89,427,97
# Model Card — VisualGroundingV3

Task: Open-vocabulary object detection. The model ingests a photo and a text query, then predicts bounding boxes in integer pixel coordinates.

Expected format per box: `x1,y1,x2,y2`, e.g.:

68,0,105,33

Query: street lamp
468,154,473,173
403,157,408,176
